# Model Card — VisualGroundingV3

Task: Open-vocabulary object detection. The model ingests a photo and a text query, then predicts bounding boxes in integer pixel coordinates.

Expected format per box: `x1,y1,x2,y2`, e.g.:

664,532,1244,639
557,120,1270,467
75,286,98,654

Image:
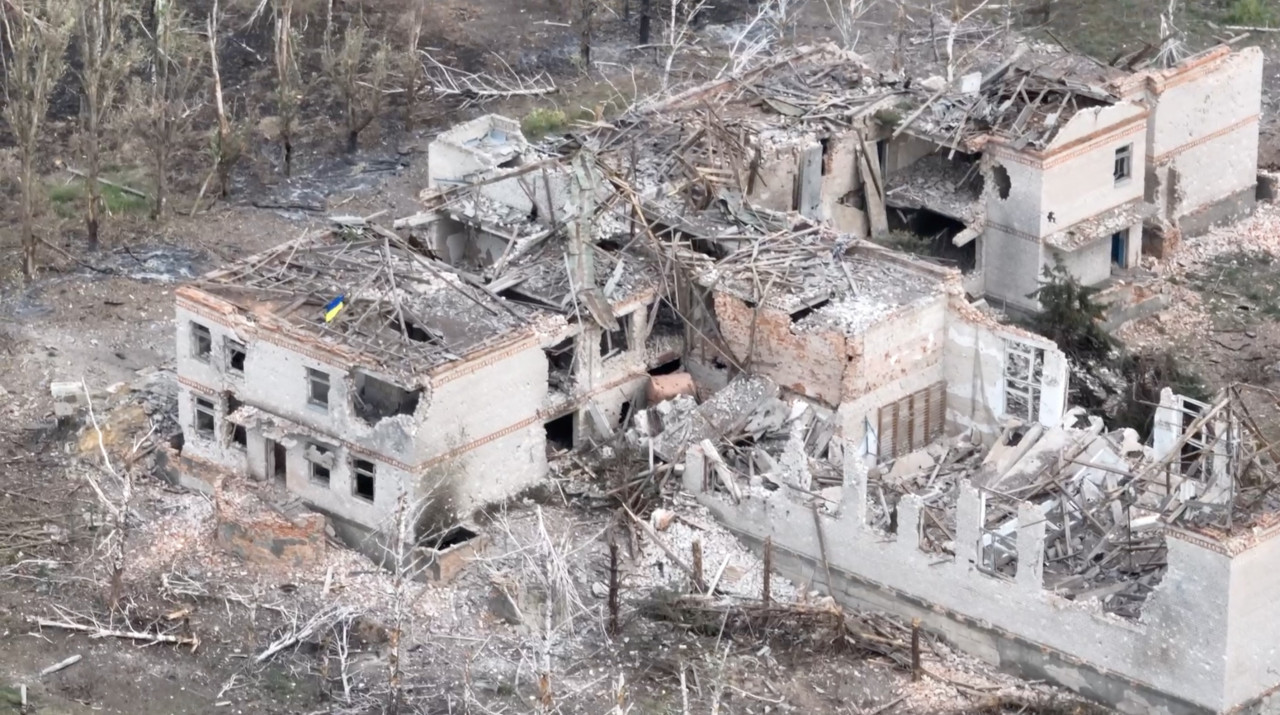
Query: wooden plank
798,142,823,219
858,145,889,236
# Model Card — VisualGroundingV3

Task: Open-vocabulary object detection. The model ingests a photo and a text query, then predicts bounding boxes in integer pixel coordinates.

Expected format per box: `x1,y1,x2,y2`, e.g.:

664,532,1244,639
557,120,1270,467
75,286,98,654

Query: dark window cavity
1114,144,1133,184
191,323,212,362
226,339,246,374
194,397,216,438
353,458,376,502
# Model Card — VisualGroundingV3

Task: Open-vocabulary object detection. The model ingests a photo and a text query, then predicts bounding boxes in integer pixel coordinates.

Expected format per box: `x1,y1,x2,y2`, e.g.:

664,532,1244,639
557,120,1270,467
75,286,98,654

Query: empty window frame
307,443,333,486
1004,340,1045,423
194,396,216,438
600,326,629,359
307,368,331,409
876,382,946,462
226,339,247,374
1113,144,1133,184
191,323,212,362
352,458,376,502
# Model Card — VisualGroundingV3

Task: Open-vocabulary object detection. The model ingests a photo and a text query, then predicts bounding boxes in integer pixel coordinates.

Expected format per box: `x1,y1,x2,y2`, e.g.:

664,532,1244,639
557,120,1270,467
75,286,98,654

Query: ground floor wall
981,230,1043,312
681,451,1262,714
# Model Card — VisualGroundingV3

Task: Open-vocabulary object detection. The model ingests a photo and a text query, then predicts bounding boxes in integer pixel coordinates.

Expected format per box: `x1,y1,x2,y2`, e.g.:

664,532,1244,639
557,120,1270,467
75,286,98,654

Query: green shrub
520,107,567,140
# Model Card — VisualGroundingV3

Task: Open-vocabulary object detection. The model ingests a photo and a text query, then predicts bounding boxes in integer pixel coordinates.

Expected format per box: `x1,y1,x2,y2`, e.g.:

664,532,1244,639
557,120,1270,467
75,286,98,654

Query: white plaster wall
1147,48,1262,221
177,383,249,472
837,296,947,452
1038,112,1146,236
418,344,547,464
980,230,1043,312
684,461,1238,712
1224,533,1280,709
1048,236,1113,289
817,131,866,235
1167,127,1258,220
983,155,1043,238
1044,103,1146,152
885,134,937,175
176,306,420,465
282,437,416,529
747,141,802,212
942,311,1066,443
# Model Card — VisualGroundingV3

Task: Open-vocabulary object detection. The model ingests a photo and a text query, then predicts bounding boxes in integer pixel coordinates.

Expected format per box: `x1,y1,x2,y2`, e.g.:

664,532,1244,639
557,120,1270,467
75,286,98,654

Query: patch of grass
47,177,150,219
520,107,568,140
1227,0,1276,26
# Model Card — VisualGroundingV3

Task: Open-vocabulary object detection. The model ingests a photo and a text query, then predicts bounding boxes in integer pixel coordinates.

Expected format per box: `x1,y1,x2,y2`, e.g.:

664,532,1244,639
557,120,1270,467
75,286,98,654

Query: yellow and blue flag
323,295,345,323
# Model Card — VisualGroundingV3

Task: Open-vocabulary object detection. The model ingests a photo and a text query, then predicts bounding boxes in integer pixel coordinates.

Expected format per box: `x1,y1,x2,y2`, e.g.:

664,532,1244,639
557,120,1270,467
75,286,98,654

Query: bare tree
0,0,74,280
572,0,596,67
81,379,148,609
202,0,245,201
272,0,300,175
74,0,136,250
660,0,708,91
322,16,390,154
401,0,425,131
132,0,204,219
822,0,874,49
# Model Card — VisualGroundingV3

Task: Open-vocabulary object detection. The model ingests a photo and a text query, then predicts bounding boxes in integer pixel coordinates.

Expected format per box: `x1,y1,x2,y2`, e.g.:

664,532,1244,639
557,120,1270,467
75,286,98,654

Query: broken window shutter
895,398,911,459
928,381,946,443
878,403,895,461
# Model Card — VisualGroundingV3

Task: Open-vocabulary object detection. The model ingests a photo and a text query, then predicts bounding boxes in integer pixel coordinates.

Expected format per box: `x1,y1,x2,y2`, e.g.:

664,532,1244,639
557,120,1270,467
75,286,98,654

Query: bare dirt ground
0,0,1277,713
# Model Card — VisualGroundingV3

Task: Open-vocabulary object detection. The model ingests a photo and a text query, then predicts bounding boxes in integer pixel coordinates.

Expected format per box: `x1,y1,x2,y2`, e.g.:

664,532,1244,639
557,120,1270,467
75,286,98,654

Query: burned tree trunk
75,0,134,251
639,0,651,43
1,0,73,279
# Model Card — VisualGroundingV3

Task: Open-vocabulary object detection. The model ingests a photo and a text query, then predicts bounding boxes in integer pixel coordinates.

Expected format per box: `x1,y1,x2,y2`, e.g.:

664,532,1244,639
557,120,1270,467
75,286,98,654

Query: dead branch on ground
33,605,199,649
257,603,360,663
420,52,556,107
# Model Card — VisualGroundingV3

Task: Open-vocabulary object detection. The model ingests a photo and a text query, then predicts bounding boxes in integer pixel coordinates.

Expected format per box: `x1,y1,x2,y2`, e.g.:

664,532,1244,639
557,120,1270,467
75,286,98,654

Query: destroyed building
570,42,1261,313
174,202,675,542
670,376,1280,714
887,43,1263,311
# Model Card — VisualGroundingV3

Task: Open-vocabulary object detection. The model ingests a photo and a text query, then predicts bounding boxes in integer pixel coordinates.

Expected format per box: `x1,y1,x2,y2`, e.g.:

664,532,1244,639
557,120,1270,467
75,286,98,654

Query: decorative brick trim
177,375,217,396
988,113,1147,171
1147,114,1259,165
178,374,416,472
984,221,1041,244
429,335,542,386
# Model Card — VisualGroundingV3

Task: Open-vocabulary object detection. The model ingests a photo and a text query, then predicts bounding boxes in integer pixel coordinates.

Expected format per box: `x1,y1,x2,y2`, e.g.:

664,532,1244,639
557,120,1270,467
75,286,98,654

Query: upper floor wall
986,102,1148,240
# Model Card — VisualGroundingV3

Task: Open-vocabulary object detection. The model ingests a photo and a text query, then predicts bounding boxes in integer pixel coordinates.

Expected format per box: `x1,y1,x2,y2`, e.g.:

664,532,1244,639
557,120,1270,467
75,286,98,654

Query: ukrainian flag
323,295,345,323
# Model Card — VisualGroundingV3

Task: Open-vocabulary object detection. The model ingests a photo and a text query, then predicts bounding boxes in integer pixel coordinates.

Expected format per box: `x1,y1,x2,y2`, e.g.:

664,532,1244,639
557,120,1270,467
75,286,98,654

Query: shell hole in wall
993,163,1012,200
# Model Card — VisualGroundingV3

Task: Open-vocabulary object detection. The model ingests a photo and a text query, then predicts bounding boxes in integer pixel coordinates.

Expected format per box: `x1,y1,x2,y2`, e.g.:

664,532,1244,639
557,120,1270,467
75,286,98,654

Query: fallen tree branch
33,617,198,648
65,167,150,199
257,605,359,663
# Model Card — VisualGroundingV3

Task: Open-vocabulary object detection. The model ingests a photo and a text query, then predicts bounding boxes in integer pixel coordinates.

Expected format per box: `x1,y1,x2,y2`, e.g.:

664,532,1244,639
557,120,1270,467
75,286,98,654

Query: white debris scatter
630,501,799,602
1167,201,1280,272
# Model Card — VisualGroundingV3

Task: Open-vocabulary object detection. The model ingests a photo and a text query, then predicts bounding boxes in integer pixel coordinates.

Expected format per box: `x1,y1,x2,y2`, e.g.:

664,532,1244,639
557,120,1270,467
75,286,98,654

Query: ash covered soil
0,0,1276,712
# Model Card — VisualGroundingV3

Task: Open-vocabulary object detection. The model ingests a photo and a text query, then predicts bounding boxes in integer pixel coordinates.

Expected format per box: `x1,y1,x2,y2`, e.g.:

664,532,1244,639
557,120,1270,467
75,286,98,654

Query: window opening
307,368,331,409
226,339,246,373
191,323,212,362
1004,340,1045,422
194,396,216,438
1114,144,1133,184
353,458,376,502
307,443,333,486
